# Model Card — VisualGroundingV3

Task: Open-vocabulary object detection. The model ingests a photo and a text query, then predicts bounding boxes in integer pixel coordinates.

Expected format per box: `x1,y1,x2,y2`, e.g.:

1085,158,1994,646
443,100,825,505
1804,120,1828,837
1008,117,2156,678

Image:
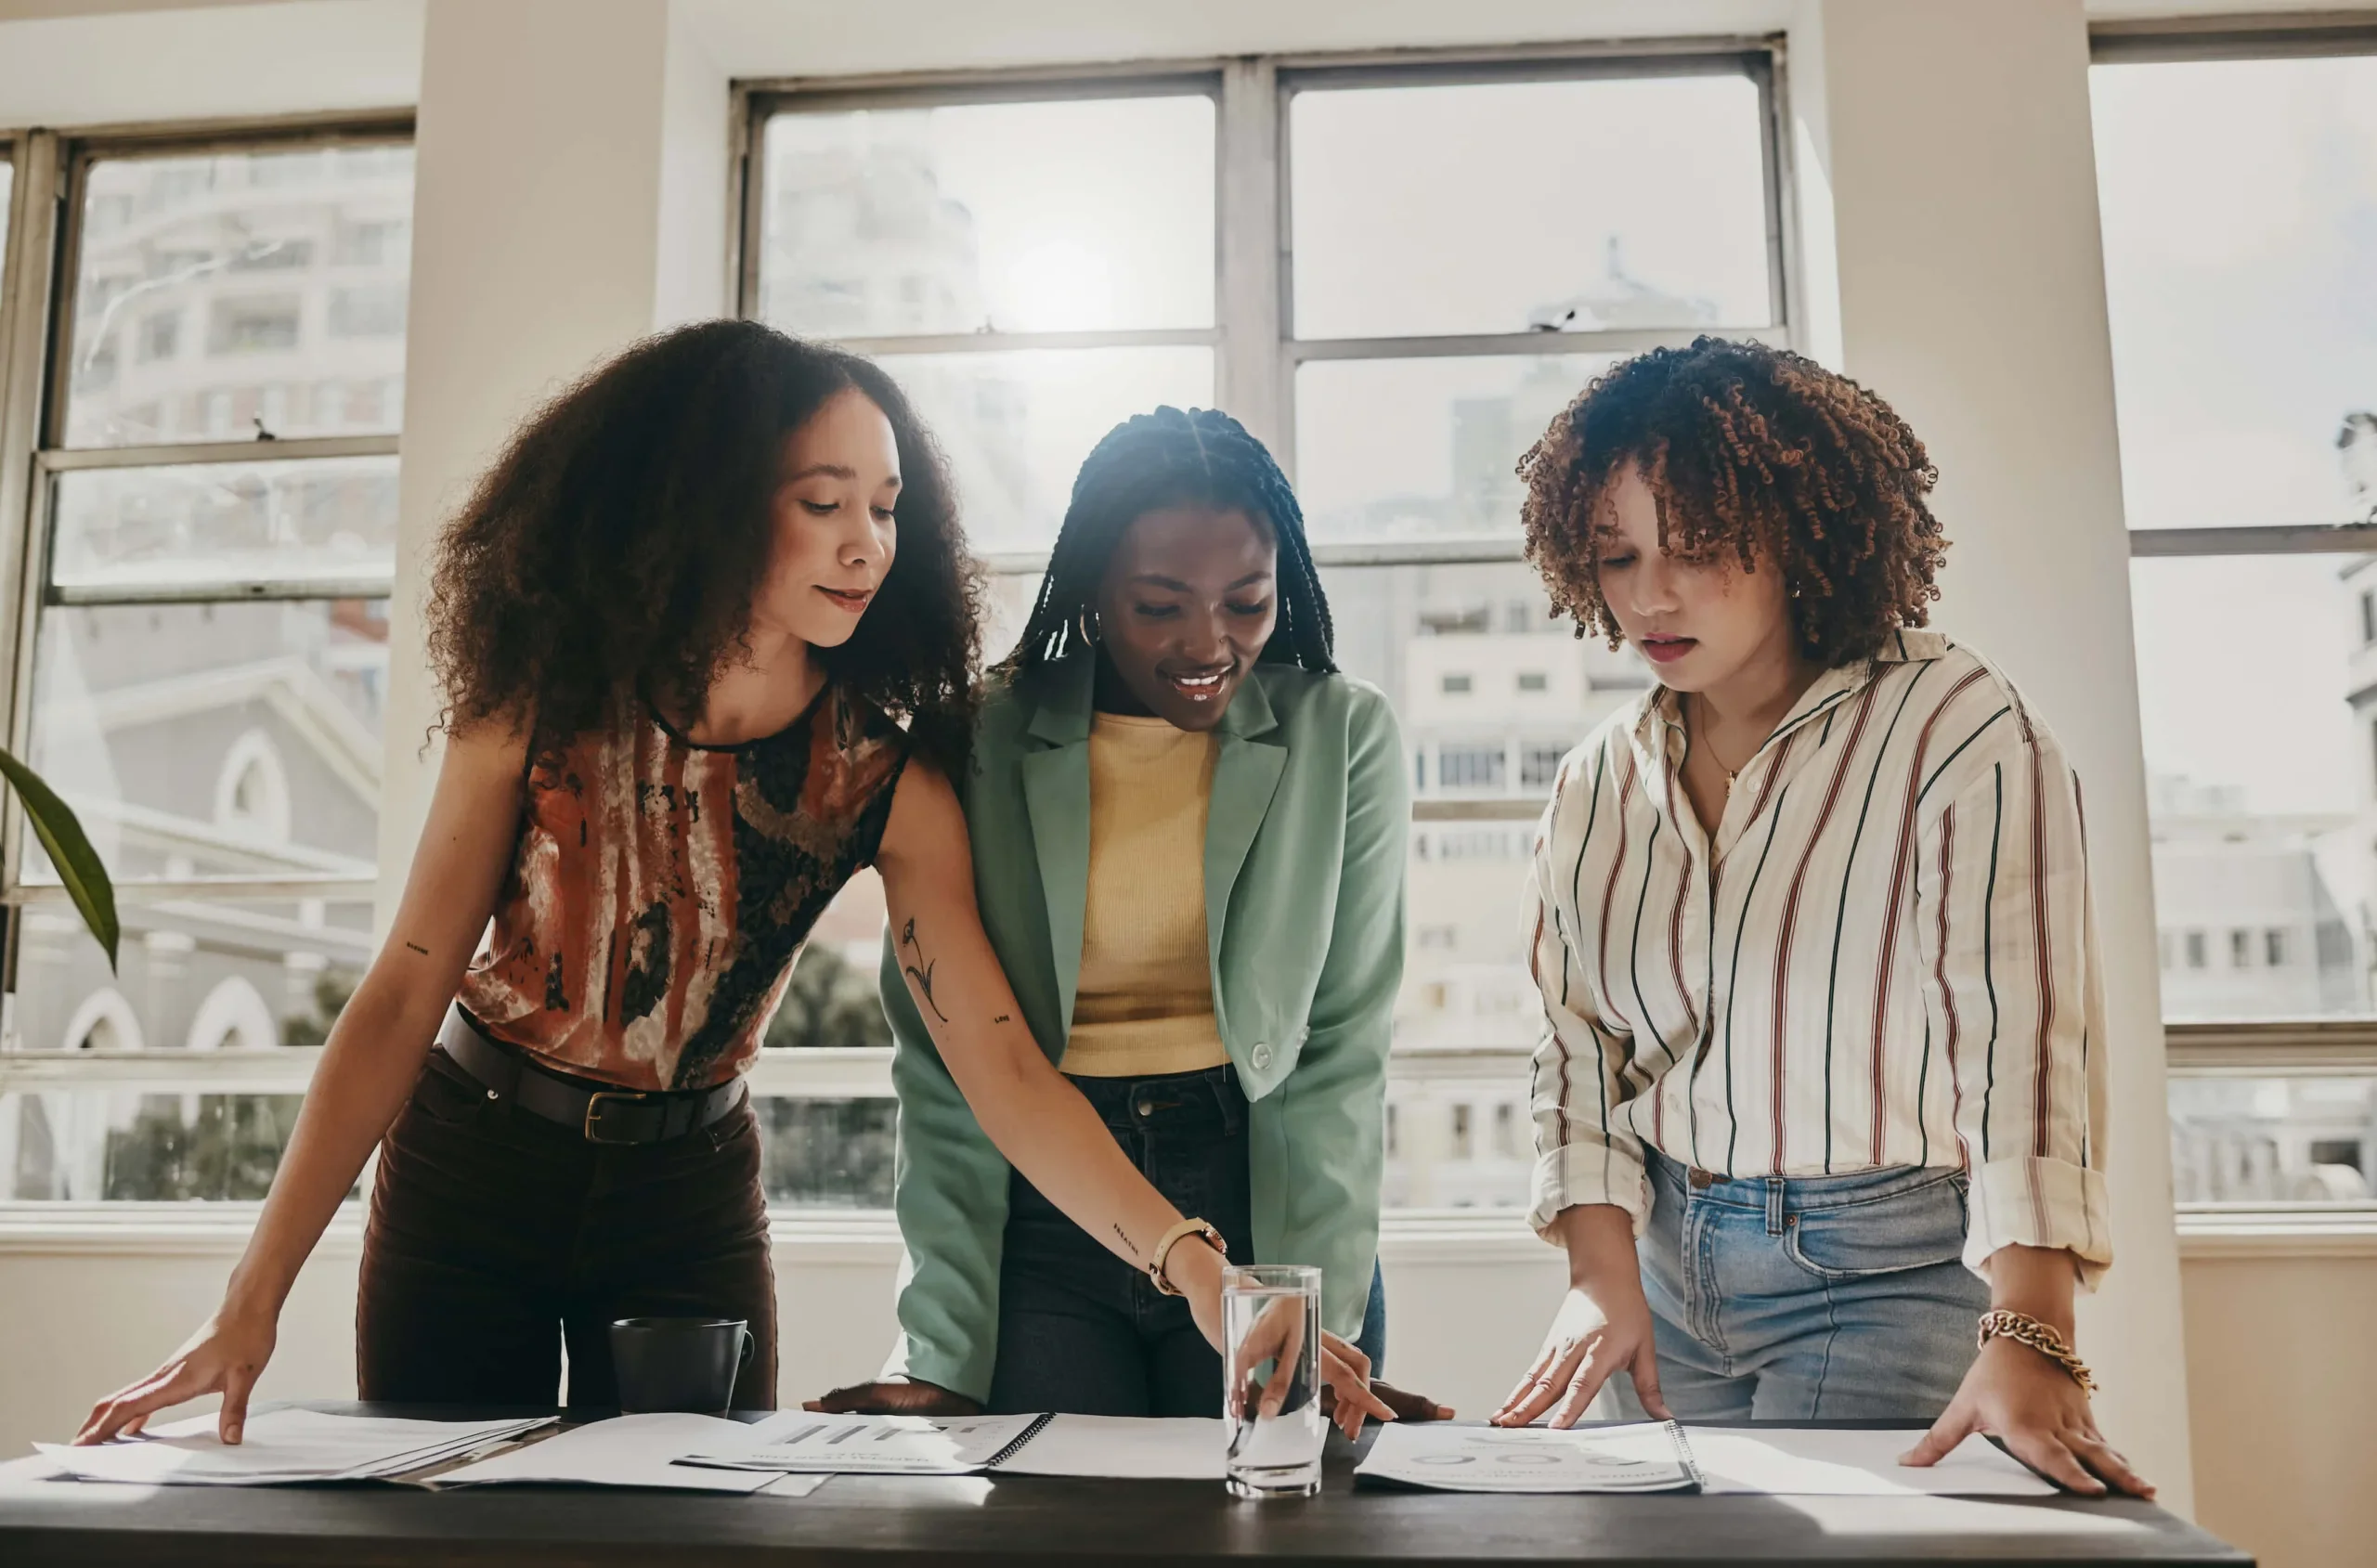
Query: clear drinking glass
1222,1263,1325,1499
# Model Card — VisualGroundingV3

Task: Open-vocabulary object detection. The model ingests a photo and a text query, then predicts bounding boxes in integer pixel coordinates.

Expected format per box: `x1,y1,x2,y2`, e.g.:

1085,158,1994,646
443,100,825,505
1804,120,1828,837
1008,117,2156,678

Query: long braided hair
998,406,1337,680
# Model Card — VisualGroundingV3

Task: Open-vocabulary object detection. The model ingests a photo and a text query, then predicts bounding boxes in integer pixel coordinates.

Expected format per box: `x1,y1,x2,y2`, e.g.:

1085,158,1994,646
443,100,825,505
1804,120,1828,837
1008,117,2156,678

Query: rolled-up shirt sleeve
1524,754,1649,1241
1916,719,2113,1289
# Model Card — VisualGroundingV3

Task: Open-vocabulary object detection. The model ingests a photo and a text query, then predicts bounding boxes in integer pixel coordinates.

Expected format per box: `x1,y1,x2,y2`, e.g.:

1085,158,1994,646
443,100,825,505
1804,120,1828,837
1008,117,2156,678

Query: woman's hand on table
804,1378,981,1418
1494,1204,1670,1430
1172,1236,1395,1441
75,1303,279,1445
1903,1336,2153,1498
1326,1380,1453,1424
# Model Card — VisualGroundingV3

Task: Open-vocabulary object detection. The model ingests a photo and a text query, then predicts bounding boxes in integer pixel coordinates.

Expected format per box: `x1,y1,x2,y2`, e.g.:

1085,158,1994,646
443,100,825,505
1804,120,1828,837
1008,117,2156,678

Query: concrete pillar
375,0,730,899
1793,0,2192,1509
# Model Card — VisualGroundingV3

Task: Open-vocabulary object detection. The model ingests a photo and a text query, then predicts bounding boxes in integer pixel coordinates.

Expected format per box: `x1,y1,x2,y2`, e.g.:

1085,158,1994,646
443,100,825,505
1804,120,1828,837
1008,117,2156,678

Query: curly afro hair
426,319,981,774
1516,336,1948,667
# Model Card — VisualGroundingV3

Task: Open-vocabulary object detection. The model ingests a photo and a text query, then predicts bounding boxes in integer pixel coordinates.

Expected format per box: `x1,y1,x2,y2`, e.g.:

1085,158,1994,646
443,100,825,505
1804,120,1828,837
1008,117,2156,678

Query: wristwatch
1147,1217,1227,1296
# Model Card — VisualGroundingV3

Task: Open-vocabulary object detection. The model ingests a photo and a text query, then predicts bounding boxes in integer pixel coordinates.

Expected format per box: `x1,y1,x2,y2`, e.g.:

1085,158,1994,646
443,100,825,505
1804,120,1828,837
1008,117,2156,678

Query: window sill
0,1205,1557,1259
2173,1207,2377,1259
5,1204,2368,1261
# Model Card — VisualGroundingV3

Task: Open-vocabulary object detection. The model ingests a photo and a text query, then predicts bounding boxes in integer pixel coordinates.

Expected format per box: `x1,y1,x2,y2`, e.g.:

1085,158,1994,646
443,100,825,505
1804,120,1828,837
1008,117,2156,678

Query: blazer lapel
1203,671,1287,982
1020,658,1096,1039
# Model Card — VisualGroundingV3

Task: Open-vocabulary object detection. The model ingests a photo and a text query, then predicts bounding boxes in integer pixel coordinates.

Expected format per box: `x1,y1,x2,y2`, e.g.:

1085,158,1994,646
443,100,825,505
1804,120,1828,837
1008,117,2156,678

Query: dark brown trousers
357,1049,777,1409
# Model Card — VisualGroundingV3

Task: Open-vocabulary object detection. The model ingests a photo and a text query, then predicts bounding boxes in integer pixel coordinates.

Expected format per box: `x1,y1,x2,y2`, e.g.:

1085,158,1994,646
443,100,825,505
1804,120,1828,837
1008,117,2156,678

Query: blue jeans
1611,1148,1989,1422
986,1063,1387,1417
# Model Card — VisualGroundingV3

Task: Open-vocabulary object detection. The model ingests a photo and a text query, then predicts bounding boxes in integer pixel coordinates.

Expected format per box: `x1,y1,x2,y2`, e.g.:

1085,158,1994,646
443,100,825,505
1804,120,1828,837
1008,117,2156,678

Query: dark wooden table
0,1403,2248,1566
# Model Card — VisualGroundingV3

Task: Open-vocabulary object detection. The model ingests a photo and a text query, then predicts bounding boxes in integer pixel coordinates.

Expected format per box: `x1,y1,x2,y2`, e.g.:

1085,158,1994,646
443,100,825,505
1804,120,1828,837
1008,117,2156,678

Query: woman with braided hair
1492,338,2152,1497
812,406,1447,1422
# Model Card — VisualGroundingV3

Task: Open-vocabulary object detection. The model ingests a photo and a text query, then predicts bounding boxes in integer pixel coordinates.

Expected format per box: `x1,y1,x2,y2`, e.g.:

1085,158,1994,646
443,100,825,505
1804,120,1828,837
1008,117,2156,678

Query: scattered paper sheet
34,1410,551,1487
994,1416,1226,1480
681,1412,1227,1481
759,1471,832,1498
432,1414,786,1493
1357,1422,1699,1494
1690,1427,2055,1497
680,1412,1044,1475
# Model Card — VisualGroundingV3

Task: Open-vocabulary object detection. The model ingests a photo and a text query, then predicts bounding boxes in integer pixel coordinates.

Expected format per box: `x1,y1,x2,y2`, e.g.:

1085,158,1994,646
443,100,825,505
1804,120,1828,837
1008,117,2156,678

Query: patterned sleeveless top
458,681,910,1091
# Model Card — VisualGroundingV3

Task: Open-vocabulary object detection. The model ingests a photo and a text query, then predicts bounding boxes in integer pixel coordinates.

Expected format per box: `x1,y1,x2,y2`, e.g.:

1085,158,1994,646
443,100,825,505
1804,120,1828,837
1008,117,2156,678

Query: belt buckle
583,1090,652,1145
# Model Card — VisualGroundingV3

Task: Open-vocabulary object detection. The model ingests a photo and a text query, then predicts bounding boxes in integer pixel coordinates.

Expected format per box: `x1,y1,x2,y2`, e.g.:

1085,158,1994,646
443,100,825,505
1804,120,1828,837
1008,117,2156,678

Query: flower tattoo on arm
901,917,949,1025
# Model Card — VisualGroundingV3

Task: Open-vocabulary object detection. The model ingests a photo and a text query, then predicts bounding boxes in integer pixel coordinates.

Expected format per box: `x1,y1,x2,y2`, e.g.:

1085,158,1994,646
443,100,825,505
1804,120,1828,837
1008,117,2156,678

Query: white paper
33,1410,551,1487
679,1412,1044,1475
431,1414,786,1493
1356,1422,1697,1494
994,1416,1226,1480
758,1471,832,1498
1689,1427,2055,1497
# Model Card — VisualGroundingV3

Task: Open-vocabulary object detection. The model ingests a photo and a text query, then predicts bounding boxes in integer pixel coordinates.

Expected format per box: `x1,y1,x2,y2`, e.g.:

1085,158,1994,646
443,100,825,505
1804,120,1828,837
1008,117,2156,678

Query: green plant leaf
0,746,118,972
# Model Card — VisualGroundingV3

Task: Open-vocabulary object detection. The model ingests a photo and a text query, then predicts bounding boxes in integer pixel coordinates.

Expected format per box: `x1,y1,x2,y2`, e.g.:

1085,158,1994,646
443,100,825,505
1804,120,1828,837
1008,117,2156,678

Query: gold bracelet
1977,1309,2098,1396
1146,1217,1227,1298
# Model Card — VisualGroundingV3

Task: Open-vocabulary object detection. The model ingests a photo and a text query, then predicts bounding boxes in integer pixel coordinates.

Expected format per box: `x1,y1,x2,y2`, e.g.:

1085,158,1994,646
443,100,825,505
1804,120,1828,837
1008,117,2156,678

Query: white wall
373,0,732,874
0,1,420,126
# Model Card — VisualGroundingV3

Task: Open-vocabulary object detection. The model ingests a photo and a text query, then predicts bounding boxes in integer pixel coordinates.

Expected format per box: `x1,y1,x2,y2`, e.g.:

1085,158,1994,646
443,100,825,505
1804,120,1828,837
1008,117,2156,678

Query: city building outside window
0,123,410,1203
2094,23,2377,1208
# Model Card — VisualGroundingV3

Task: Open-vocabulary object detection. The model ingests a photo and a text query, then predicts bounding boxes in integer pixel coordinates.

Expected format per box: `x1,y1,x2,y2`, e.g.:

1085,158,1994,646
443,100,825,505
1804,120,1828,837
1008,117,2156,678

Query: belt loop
1766,1177,1787,1236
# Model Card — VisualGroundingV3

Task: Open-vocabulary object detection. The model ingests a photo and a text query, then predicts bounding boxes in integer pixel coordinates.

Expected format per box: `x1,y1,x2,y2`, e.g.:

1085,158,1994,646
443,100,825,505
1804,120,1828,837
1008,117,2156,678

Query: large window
742,48,1784,1212
0,123,411,1204
2094,23,2377,1211
0,121,911,1213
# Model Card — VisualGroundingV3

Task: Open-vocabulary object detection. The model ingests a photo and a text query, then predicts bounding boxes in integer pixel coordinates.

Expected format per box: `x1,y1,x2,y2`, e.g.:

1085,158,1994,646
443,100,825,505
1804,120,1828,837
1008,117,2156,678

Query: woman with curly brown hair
1490,337,2151,1498
73,322,1390,1441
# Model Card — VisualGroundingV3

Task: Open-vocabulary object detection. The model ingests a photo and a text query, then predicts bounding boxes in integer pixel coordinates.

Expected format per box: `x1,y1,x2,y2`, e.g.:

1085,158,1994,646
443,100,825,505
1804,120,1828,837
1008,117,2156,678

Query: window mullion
35,433,399,472
1216,56,1284,456
0,131,63,899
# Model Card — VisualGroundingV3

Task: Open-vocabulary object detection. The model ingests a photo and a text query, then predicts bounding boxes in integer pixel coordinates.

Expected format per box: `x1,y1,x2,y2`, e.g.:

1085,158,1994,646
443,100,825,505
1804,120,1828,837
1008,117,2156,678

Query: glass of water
1221,1263,1324,1498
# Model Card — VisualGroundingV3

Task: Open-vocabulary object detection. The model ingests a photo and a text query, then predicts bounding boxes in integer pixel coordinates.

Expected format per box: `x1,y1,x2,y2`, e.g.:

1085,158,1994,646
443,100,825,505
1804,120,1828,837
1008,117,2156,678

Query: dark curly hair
426,319,981,773
1000,406,1336,680
1516,336,1948,667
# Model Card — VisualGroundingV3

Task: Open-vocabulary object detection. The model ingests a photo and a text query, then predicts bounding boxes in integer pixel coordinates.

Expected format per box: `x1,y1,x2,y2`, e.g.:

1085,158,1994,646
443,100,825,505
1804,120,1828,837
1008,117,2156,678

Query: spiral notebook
676,1413,1226,1480
1356,1423,2057,1497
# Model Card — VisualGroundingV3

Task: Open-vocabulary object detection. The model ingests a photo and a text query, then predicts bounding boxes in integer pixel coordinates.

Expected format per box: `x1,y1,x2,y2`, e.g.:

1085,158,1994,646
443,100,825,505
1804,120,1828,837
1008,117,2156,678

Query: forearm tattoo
900,918,950,1024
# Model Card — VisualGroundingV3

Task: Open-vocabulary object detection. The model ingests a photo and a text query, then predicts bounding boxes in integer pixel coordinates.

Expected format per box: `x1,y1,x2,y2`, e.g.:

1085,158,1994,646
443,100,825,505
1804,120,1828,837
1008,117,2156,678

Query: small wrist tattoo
404,941,429,956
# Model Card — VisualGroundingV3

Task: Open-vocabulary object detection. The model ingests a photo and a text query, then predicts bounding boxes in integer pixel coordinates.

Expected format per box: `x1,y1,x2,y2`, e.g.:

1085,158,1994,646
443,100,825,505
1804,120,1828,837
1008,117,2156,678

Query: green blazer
877,652,1409,1400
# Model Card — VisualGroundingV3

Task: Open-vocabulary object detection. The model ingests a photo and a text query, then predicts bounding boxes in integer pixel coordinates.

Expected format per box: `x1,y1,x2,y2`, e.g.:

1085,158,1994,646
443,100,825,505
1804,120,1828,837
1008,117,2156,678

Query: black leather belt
433,1006,747,1146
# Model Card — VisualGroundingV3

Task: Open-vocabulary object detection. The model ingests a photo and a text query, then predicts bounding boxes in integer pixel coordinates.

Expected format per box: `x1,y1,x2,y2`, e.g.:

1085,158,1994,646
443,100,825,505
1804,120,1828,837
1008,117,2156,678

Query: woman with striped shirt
1490,339,2151,1499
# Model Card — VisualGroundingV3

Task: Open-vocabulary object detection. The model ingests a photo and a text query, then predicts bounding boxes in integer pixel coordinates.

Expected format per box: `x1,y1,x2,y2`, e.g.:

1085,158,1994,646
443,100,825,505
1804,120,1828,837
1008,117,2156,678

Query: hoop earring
1077,609,1101,646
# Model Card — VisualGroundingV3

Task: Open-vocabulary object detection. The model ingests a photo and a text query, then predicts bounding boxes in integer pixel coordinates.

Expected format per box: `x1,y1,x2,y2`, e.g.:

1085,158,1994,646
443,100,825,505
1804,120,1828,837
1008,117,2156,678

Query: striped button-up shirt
1525,631,2111,1284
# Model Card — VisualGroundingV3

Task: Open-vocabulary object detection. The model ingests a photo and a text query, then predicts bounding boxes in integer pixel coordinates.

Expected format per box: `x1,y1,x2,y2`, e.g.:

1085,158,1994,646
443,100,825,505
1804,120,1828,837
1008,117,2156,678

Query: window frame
3,113,411,904
727,41,1800,1221
733,37,1797,569
0,115,416,1195
2090,17,2377,1190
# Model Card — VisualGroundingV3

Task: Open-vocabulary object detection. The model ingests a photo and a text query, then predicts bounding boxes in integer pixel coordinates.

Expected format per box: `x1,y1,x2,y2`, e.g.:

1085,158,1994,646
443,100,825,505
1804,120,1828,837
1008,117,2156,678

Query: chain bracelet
1976,1309,2098,1396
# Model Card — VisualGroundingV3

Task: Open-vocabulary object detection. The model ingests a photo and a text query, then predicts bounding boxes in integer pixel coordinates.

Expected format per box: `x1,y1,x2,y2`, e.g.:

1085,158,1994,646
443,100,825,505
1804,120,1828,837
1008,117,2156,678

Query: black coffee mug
609,1317,754,1416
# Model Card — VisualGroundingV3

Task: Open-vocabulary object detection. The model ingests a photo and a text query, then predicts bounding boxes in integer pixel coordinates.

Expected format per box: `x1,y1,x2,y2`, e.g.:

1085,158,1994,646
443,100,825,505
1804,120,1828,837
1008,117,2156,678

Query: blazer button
1251,1042,1274,1070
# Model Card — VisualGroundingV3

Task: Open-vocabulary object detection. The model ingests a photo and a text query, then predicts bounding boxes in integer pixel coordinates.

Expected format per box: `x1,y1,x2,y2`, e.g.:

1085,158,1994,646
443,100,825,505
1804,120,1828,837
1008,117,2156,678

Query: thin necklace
1688,693,1750,785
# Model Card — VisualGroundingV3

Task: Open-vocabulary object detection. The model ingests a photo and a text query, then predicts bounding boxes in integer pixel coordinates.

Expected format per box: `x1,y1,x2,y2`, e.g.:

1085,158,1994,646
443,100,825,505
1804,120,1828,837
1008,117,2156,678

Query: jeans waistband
1065,1063,1244,1138
1645,1146,1966,1215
